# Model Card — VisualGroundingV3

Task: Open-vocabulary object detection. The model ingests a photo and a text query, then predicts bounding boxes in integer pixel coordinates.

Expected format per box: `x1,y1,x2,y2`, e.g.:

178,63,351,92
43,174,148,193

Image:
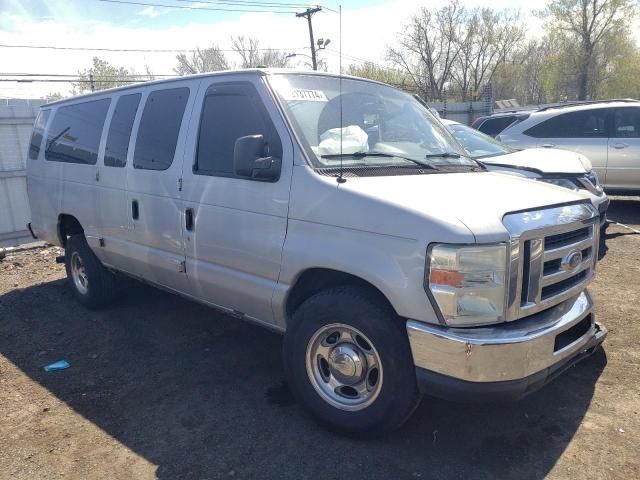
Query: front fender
273,219,440,329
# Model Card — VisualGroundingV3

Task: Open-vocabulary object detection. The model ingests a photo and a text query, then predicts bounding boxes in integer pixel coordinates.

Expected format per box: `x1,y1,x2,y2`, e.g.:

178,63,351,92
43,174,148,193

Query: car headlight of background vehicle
537,177,580,191
427,244,507,326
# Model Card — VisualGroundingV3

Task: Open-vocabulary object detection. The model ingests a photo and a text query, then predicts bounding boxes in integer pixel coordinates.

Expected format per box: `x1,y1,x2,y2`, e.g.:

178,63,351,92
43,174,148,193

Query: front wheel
283,286,421,435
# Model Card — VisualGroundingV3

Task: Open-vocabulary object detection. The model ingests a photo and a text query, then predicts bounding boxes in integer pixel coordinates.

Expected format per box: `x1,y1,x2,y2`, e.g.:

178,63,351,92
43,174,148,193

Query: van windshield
268,74,477,171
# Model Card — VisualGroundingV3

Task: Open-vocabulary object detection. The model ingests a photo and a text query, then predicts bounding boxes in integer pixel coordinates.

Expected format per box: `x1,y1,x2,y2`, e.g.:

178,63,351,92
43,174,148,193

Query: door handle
541,143,555,148
131,200,139,220
610,142,629,149
185,208,194,231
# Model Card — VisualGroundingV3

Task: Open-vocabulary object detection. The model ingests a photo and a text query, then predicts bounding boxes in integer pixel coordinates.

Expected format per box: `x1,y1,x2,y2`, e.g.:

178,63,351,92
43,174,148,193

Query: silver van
27,70,606,434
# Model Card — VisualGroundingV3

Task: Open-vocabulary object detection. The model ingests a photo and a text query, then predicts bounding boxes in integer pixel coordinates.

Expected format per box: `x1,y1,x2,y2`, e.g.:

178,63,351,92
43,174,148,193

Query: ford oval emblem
561,250,583,271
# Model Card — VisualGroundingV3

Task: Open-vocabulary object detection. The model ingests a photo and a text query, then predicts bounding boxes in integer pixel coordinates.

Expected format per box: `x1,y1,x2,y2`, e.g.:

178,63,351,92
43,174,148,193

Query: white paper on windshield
283,89,328,102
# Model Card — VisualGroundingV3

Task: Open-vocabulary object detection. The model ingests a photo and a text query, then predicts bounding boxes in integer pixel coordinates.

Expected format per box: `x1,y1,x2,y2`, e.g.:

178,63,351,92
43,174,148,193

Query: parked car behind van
470,110,533,137
441,118,609,235
27,70,606,435
497,100,640,193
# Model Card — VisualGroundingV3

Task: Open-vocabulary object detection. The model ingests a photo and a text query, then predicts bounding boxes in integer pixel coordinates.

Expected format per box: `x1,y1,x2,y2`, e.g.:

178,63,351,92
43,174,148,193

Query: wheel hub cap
328,344,364,384
305,323,384,412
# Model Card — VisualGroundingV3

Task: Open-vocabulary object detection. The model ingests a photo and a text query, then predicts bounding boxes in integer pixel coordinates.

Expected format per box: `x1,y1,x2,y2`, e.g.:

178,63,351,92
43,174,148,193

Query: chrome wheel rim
70,251,89,295
305,323,383,411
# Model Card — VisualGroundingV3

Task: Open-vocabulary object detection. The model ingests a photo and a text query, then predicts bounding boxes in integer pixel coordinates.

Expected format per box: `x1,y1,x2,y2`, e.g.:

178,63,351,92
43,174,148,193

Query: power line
96,0,298,13
172,0,319,8
0,43,307,53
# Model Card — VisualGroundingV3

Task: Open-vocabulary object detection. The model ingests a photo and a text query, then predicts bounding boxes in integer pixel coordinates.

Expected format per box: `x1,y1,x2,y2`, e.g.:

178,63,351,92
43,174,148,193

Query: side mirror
233,135,281,182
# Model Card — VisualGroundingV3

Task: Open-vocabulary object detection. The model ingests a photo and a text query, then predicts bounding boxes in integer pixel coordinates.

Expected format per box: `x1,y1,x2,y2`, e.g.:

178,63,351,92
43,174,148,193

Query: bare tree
543,0,637,100
174,45,230,75
386,1,466,100
231,36,290,68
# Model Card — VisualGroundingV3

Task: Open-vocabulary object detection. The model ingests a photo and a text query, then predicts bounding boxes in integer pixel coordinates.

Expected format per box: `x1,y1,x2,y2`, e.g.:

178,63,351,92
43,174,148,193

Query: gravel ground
1,198,639,480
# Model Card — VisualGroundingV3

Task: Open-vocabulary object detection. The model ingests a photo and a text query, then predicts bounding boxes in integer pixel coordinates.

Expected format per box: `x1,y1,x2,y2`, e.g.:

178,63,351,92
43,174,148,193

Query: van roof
43,68,390,107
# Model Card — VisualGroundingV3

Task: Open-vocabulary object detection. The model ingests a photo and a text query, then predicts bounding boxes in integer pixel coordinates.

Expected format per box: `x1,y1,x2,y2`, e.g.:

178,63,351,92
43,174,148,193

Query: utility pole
296,7,322,70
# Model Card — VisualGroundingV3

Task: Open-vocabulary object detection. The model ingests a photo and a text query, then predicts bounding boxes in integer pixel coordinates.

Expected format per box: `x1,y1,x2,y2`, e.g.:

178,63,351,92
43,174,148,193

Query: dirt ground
1,198,639,480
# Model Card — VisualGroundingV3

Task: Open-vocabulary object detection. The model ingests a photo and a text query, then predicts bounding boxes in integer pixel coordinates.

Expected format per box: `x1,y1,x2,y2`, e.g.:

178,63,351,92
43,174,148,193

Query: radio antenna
336,4,346,184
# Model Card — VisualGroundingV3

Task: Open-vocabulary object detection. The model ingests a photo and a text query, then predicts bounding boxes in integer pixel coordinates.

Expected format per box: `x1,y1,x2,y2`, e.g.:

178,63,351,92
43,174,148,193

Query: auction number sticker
284,89,328,102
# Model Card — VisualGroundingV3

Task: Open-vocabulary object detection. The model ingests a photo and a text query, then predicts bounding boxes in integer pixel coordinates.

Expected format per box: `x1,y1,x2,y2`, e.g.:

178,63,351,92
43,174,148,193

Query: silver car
441,118,609,233
496,100,640,193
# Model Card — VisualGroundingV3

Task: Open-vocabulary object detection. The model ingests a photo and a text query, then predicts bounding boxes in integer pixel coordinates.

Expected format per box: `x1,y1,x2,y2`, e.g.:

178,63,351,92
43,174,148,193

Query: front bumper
406,291,606,401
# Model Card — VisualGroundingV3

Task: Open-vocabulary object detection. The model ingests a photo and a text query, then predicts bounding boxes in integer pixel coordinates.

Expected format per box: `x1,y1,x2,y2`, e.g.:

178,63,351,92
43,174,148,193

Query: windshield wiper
425,152,461,159
320,151,438,169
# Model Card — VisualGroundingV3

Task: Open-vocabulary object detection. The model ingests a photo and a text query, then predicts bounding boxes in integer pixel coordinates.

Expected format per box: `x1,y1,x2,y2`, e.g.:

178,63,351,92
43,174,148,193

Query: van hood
334,171,588,243
481,148,590,175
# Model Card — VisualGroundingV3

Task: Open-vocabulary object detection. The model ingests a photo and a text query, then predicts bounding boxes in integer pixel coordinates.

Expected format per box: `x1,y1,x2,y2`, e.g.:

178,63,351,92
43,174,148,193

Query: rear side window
195,84,281,177
613,107,640,138
28,109,51,160
104,93,141,167
525,109,608,138
45,99,110,164
477,116,516,136
133,87,189,171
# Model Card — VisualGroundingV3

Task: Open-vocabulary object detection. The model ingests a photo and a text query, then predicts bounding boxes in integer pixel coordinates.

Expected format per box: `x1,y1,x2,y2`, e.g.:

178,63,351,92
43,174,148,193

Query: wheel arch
284,268,398,327
57,214,84,247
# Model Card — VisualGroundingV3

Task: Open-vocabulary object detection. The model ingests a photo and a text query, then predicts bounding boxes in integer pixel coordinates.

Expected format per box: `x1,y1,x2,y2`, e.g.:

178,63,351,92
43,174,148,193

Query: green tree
345,63,413,90
74,57,132,94
542,0,637,100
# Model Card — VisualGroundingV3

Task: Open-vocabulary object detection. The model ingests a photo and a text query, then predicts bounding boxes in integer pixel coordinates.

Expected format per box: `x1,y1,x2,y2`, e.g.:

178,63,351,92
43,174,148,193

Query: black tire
64,234,117,309
283,285,421,435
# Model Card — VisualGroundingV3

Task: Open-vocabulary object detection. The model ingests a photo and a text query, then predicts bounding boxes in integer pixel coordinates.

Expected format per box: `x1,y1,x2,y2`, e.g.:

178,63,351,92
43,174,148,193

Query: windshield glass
445,122,515,159
268,74,476,169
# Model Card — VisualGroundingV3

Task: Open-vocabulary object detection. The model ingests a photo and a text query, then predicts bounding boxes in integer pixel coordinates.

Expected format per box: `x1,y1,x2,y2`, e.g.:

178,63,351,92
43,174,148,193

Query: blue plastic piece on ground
44,360,70,372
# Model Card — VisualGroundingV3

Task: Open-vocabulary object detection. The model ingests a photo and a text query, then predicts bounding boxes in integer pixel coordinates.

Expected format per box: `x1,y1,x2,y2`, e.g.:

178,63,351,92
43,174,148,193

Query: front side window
613,107,640,138
195,84,281,177
45,99,111,164
447,123,514,159
269,74,475,172
105,93,141,167
525,109,608,138
133,87,189,171
28,109,51,160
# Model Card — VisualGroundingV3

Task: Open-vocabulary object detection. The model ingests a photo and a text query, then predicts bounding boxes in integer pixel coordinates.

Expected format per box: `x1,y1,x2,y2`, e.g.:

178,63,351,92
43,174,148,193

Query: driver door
179,78,294,324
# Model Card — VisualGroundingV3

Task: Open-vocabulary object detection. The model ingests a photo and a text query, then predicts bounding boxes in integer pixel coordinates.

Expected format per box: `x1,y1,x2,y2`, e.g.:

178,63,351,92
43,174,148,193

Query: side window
613,108,640,138
104,93,141,167
525,109,608,138
133,87,189,171
28,109,51,160
45,99,110,164
477,116,515,136
195,85,282,177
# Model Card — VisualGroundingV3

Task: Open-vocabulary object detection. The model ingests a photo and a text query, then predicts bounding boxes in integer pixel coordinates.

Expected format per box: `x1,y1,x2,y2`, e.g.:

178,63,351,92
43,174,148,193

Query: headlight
585,170,604,193
537,177,579,191
427,244,507,326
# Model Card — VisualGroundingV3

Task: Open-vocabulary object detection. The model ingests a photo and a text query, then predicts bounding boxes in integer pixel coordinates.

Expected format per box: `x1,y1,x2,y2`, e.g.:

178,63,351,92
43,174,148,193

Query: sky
0,0,584,99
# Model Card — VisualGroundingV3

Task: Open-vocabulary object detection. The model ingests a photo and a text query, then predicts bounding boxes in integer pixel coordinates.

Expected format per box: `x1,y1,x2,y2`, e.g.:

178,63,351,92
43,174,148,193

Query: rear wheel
283,285,421,435
64,235,117,309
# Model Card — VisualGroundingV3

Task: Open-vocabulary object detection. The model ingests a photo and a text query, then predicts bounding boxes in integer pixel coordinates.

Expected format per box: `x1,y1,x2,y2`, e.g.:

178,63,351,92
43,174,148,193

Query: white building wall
0,99,45,247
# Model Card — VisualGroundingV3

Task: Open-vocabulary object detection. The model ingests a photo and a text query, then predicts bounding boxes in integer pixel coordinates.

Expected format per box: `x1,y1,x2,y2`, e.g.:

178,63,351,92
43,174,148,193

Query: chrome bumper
407,290,606,384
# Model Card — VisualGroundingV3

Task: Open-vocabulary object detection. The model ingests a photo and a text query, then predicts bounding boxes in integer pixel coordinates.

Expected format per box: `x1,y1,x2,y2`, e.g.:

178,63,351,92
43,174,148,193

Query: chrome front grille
504,203,599,320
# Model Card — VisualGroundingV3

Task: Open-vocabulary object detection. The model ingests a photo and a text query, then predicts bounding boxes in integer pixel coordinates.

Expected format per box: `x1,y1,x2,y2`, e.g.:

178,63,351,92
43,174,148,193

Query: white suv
497,100,640,193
